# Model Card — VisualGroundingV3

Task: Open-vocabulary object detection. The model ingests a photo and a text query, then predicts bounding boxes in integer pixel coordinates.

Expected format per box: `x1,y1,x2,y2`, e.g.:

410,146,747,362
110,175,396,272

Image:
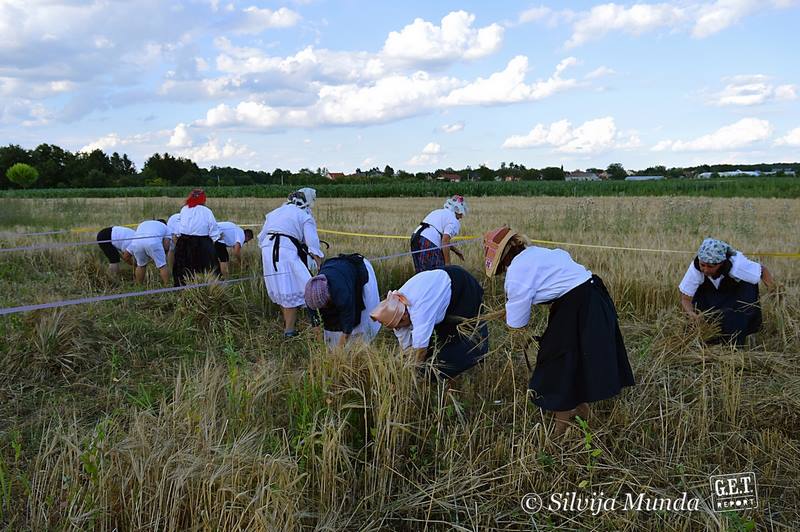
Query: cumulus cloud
443,56,579,106
502,117,639,153
567,3,686,48
585,66,615,80
179,138,254,163
168,123,193,148
441,121,465,133
407,142,443,166
775,127,800,147
652,117,772,151
710,75,797,106
235,6,301,34
80,133,123,153
564,1,795,47
383,11,503,64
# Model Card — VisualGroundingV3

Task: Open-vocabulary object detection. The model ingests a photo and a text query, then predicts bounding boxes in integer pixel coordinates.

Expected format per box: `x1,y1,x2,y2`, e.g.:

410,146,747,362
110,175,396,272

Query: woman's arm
441,233,452,264
761,264,775,290
680,292,699,319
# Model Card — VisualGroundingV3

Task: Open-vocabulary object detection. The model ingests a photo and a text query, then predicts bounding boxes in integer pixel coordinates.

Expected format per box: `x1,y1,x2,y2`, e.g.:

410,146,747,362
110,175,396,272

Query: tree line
1,143,797,190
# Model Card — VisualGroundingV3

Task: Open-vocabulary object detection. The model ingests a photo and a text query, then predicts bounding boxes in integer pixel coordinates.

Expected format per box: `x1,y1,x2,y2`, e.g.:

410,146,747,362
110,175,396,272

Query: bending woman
679,237,774,345
484,226,634,435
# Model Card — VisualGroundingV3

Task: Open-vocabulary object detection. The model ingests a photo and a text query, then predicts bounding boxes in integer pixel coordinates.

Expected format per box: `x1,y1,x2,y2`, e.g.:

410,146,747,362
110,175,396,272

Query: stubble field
0,195,798,530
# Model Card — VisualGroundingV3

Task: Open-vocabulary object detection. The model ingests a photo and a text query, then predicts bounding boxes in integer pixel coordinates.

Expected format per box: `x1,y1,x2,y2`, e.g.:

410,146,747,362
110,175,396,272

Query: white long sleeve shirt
505,246,592,329
178,205,220,241
393,269,452,350
678,252,762,296
217,221,246,247
258,203,324,258
413,208,460,247
110,226,135,252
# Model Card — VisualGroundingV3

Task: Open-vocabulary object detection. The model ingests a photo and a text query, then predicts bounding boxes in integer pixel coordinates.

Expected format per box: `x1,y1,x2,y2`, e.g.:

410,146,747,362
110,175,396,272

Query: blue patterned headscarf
697,238,734,264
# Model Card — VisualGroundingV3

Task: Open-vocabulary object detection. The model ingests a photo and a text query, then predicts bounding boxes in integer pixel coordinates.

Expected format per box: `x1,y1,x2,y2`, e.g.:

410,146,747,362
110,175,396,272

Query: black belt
268,232,309,272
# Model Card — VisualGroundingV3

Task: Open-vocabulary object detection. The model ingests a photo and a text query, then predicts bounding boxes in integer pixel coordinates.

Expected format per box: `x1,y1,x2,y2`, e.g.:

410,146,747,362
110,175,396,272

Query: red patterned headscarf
186,188,206,208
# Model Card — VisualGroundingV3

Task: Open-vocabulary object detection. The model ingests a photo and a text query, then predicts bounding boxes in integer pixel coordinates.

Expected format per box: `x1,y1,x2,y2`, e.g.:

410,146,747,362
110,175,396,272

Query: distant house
502,175,520,182
325,171,345,181
438,173,462,182
625,175,664,181
566,171,600,181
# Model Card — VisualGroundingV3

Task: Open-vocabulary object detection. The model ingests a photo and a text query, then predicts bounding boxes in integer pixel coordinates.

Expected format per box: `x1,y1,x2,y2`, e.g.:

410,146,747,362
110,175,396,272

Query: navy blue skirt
693,276,761,345
425,266,489,379
410,234,445,273
530,275,634,411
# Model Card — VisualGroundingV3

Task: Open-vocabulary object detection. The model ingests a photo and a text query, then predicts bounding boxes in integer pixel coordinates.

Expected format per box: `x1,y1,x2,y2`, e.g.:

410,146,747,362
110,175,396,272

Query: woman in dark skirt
304,253,381,350
679,238,774,345
370,265,489,380
409,195,467,273
173,189,221,286
484,226,634,434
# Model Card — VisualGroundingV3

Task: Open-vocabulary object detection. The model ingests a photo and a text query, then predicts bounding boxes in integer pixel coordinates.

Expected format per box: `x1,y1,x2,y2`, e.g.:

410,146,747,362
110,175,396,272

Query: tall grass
0,195,798,529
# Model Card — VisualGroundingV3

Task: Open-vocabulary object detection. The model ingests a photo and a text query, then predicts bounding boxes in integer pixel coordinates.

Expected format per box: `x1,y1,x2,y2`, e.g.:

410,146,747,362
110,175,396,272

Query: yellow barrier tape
31,222,800,259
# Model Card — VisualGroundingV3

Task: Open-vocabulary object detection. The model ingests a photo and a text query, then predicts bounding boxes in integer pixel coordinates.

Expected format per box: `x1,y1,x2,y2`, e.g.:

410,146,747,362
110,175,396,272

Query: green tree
541,166,565,180
606,163,627,180
6,162,39,188
383,165,394,177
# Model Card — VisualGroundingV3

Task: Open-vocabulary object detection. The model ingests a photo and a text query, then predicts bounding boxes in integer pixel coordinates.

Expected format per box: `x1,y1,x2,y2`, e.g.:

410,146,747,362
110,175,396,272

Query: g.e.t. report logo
709,472,758,512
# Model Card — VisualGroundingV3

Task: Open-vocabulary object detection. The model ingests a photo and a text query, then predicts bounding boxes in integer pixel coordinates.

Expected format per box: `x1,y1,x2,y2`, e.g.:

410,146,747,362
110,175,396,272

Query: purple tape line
0,237,483,317
0,233,171,253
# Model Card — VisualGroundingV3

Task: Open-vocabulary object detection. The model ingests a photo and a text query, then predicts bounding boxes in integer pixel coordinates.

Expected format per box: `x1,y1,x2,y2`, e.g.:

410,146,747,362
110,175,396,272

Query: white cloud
652,117,772,151
585,66,615,80
502,117,637,153
179,138,254,163
565,1,795,47
382,11,503,64
519,6,553,24
235,6,301,34
80,133,122,153
443,56,578,106
200,101,285,128
567,3,686,48
710,75,797,106
407,142,443,166
168,123,193,148
441,121,465,133
775,127,800,146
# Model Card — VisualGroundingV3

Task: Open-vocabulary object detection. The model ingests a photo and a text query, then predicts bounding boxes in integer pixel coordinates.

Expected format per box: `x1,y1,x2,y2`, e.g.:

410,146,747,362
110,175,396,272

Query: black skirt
96,227,120,263
530,275,634,411
693,276,761,345
214,241,230,262
173,235,219,286
425,265,489,379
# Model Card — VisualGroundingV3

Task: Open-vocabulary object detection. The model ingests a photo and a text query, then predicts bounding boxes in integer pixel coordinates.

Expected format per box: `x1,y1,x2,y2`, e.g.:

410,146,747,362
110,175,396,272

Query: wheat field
0,195,798,530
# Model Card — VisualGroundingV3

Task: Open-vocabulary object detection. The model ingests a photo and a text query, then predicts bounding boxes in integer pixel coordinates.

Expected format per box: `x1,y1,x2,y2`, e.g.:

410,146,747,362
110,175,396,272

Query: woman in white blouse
370,265,488,380
679,237,774,345
484,226,634,435
173,189,221,286
409,195,467,273
259,188,324,338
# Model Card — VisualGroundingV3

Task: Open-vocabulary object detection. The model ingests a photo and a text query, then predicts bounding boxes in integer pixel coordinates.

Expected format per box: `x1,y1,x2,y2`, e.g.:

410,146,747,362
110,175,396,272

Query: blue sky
1,1,798,172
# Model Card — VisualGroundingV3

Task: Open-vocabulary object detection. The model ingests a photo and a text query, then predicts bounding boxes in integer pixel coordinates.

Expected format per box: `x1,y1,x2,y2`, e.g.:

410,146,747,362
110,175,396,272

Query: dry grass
0,195,798,530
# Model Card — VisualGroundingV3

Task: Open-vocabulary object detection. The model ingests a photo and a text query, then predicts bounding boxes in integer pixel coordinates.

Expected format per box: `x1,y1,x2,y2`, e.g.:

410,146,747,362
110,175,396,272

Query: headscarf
697,238,734,264
369,291,409,328
186,188,206,208
298,187,317,209
304,274,330,309
287,189,313,210
443,194,468,215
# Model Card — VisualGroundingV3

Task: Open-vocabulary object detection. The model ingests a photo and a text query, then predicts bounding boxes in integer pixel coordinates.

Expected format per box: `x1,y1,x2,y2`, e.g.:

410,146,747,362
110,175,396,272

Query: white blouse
257,203,324,258
414,208,460,247
393,269,452,350
110,226,135,252
218,221,246,247
178,205,220,241
678,252,762,296
166,213,181,237
505,246,592,329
